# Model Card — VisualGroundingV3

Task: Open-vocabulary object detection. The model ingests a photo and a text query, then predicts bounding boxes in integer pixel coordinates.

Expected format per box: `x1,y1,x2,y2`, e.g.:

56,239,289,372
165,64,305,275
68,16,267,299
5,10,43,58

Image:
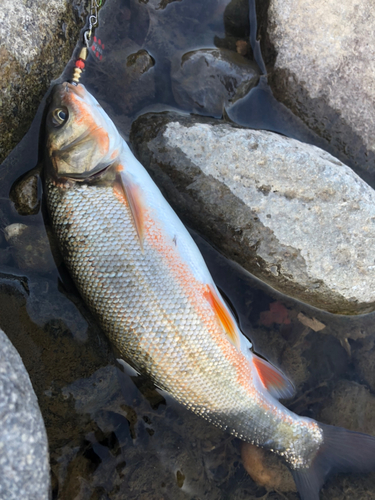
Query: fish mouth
59,81,86,99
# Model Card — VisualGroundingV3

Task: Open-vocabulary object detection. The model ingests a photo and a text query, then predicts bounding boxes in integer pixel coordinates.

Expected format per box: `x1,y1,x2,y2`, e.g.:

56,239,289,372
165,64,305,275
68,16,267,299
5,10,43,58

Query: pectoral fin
116,167,144,251
253,355,295,399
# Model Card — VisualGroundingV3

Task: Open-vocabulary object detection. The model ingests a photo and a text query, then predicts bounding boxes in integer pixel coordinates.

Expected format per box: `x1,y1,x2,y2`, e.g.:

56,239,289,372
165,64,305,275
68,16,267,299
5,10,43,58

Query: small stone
241,442,296,492
10,171,40,215
236,40,249,56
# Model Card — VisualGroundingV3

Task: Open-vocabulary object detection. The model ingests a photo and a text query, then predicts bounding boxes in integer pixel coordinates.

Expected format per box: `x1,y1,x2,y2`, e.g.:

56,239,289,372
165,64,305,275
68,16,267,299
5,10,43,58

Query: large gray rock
0,0,87,163
131,112,375,315
265,0,375,184
0,328,50,499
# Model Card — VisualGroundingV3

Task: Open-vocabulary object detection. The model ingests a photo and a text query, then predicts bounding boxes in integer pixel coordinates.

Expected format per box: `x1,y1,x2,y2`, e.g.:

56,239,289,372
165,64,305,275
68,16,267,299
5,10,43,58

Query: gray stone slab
131,112,375,314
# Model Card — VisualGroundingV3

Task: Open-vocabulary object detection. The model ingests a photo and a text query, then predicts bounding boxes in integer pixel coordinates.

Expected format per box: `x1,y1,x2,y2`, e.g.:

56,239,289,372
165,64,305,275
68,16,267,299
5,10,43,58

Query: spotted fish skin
44,83,375,500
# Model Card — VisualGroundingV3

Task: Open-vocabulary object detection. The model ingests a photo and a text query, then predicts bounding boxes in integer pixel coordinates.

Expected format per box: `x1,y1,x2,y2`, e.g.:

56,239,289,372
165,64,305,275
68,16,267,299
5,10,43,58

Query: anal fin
253,354,295,399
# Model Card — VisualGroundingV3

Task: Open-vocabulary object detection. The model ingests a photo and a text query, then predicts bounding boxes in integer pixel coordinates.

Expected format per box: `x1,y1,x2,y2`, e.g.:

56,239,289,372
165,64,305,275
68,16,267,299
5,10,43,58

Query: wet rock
0,0,88,163
131,112,375,314
171,48,259,116
265,0,375,185
0,328,50,499
241,443,296,493
4,223,56,272
214,0,250,54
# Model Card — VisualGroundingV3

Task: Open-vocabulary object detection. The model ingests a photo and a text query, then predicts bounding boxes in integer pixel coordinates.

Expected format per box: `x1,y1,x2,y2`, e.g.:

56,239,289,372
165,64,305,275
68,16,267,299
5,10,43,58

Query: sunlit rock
131,112,375,314
265,0,375,184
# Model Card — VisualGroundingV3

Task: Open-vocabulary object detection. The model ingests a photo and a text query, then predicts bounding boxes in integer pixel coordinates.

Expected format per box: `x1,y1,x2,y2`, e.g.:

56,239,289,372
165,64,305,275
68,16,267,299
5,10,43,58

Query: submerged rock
4,223,57,272
319,380,375,435
241,443,296,493
0,328,50,499
171,48,259,116
131,112,375,314
265,0,375,184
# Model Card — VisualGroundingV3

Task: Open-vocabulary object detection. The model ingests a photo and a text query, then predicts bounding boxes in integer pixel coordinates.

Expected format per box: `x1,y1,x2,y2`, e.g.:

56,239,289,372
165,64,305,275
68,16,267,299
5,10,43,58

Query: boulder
130,112,375,314
0,0,87,163
265,0,375,185
0,328,50,499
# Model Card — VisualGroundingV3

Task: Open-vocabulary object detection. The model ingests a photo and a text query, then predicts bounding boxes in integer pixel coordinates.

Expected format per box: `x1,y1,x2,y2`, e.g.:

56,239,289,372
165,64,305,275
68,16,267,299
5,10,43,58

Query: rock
0,0,88,163
241,443,296,493
319,380,375,435
4,223,57,272
214,0,251,55
171,48,259,116
0,328,50,499
130,112,375,314
9,168,40,215
265,0,375,185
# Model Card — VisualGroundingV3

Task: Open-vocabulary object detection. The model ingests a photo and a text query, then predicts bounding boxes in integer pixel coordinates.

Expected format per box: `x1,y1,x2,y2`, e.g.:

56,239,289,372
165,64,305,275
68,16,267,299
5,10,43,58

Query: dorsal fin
115,166,144,251
253,354,295,400
204,284,241,349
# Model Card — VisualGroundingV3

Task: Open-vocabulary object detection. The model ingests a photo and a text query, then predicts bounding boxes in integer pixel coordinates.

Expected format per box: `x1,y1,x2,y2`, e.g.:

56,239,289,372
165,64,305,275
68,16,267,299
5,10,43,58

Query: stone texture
265,0,375,185
4,223,57,273
319,380,375,435
0,328,50,499
131,112,375,314
171,48,259,116
0,0,87,163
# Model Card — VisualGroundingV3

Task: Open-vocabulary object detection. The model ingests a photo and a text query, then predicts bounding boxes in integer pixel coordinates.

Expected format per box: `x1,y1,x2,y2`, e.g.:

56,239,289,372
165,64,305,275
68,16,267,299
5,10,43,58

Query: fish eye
52,107,69,127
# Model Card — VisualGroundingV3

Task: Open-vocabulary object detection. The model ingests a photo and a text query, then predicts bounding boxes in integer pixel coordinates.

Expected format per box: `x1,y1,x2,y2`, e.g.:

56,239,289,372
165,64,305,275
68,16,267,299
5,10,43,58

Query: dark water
1,0,375,499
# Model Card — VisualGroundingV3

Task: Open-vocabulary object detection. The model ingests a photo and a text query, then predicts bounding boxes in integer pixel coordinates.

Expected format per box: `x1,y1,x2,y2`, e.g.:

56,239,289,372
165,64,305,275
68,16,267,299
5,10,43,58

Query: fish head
45,82,122,180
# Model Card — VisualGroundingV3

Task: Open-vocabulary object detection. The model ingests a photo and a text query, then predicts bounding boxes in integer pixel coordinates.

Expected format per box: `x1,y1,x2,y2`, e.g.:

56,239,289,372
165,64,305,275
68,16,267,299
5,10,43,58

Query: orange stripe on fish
253,355,295,400
114,165,145,251
203,285,241,349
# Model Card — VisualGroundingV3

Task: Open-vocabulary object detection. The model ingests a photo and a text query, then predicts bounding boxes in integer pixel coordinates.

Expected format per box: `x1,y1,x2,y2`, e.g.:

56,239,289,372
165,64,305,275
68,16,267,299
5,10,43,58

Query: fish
44,82,375,500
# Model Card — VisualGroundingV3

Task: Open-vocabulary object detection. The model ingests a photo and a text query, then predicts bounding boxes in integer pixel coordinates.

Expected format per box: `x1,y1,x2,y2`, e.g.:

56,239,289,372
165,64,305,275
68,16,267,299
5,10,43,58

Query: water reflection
0,0,375,498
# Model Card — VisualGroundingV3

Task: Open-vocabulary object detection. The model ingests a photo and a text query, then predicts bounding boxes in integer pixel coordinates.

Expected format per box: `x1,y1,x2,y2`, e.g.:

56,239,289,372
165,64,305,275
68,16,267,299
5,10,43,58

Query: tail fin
291,423,375,500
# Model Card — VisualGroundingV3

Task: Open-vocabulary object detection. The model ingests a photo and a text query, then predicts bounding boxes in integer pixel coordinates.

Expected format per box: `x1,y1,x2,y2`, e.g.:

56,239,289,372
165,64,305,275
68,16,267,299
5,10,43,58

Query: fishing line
71,0,103,84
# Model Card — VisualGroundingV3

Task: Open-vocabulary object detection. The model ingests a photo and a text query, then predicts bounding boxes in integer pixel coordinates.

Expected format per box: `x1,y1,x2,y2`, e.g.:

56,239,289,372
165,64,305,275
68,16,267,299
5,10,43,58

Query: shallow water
1,0,375,499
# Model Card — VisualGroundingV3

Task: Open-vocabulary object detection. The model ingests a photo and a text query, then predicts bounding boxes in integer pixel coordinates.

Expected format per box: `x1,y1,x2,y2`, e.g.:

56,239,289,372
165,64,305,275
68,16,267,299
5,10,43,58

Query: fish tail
291,423,375,500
